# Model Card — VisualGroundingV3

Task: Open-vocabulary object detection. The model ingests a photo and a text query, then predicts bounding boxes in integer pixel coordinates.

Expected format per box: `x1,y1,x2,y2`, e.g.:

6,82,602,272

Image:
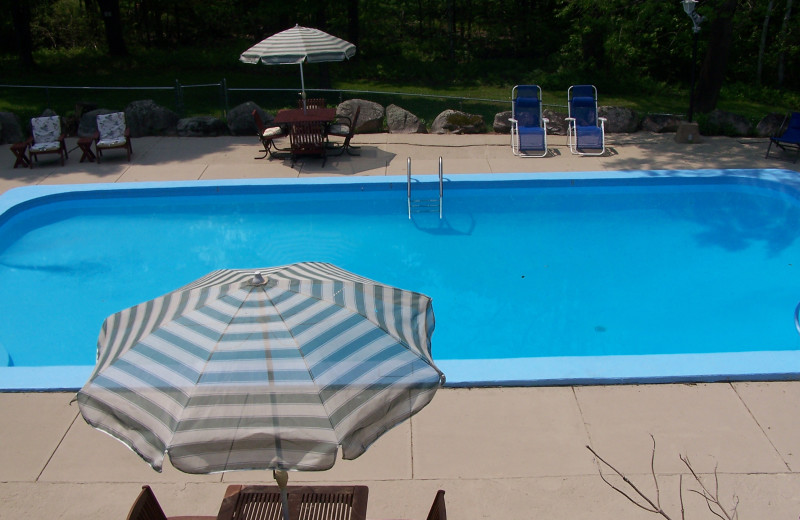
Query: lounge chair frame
566,85,607,156
126,485,215,520
510,85,549,158
765,112,800,163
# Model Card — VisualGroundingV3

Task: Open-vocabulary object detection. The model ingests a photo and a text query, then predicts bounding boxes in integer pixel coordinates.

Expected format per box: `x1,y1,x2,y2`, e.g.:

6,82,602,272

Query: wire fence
0,79,522,126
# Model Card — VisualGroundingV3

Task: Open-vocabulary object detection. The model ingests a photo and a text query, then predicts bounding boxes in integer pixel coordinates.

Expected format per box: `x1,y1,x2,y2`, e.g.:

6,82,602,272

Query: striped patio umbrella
240,25,356,110
77,262,443,477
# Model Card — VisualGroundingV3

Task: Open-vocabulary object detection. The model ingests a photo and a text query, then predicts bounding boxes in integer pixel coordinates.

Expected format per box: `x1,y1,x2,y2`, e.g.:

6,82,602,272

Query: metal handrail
407,157,443,220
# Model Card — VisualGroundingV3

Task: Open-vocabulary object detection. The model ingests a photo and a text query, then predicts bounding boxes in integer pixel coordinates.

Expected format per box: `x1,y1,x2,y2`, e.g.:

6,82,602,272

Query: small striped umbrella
77,262,443,478
240,25,356,110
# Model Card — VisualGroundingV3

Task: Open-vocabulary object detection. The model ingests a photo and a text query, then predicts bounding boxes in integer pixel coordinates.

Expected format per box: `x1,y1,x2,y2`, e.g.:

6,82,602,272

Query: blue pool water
2,170,800,389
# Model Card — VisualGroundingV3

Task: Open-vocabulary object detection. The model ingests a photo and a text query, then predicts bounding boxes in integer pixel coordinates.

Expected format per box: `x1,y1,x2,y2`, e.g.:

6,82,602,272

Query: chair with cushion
126,485,216,520
765,111,800,163
510,85,549,157
94,111,132,163
327,106,361,156
253,109,286,159
27,115,68,168
566,85,606,156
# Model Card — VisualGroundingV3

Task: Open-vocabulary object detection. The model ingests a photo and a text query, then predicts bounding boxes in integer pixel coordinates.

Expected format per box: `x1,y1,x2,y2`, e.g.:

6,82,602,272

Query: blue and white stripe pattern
240,25,356,65
77,262,442,474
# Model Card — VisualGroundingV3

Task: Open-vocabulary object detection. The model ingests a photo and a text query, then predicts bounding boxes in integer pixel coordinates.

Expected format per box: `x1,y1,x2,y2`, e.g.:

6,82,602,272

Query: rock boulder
704,109,753,136
176,116,229,137
431,110,485,134
0,112,24,144
125,100,179,137
228,101,271,136
493,111,512,134
599,106,639,133
641,114,682,133
386,104,427,133
337,99,385,133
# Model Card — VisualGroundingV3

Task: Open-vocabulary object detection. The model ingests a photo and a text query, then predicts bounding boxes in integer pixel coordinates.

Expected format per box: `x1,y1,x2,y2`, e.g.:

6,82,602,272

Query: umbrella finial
249,272,268,286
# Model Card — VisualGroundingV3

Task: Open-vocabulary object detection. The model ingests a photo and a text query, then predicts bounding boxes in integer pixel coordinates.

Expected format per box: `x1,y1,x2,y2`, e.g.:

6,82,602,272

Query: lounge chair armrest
24,136,33,145
124,128,131,138
598,117,608,122
92,131,100,140
565,117,576,122
542,117,550,123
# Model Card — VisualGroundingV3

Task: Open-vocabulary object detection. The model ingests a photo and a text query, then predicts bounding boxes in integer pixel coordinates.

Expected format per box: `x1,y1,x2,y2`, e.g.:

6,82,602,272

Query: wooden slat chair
290,120,327,167
27,115,68,168
252,109,286,159
126,485,216,520
94,111,133,163
298,98,327,110
327,106,361,156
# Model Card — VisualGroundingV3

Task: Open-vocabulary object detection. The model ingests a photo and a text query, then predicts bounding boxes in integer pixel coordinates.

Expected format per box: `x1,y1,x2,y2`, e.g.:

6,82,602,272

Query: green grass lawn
1,46,797,133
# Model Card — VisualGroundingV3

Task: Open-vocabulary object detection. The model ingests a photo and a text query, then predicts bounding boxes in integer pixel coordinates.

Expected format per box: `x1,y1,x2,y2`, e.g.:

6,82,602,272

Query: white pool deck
2,132,800,520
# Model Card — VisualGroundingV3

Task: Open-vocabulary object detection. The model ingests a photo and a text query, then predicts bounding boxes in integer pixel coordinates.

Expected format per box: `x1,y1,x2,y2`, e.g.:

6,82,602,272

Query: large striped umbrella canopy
77,262,443,475
240,25,356,110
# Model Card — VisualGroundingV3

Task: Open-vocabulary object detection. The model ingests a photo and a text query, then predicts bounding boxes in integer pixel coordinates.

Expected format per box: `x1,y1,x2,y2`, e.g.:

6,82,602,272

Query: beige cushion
262,126,284,138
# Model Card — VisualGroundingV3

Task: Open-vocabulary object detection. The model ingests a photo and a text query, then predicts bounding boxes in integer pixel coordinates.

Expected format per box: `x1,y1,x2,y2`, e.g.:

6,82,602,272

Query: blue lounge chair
567,85,606,156
765,112,800,163
510,85,548,157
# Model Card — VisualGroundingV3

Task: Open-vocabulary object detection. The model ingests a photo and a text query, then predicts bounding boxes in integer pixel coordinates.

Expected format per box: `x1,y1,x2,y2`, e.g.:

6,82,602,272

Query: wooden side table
77,137,96,163
10,142,30,168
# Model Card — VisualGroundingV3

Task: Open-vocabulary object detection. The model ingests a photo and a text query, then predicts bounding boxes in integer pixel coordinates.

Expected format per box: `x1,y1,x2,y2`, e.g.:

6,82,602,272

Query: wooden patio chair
290,120,327,167
298,98,327,110
327,106,361,156
252,109,286,159
27,115,68,168
94,111,133,163
126,485,216,520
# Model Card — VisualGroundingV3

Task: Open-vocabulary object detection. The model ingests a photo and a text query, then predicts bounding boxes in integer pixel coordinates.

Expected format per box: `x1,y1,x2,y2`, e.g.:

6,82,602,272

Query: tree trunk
9,1,35,68
347,0,359,48
757,0,774,85
777,0,794,85
694,0,739,114
96,0,128,57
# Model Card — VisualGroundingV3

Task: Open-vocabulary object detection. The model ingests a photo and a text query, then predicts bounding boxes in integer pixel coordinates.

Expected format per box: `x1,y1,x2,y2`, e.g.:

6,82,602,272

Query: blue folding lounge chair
510,85,548,157
765,112,800,163
567,85,606,156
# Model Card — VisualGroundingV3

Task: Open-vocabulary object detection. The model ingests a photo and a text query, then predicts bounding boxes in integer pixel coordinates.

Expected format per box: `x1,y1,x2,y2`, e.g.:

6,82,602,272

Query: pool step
407,157,443,219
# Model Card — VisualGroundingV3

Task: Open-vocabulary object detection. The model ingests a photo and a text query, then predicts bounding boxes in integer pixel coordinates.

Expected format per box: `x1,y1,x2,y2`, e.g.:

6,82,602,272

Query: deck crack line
36,406,81,482
729,382,793,472
571,386,595,449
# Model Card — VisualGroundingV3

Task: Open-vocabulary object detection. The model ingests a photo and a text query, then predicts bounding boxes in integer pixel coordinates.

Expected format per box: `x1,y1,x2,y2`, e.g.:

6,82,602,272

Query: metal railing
407,157,443,219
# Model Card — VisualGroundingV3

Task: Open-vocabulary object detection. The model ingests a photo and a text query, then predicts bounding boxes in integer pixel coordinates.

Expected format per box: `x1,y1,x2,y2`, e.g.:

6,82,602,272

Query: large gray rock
125,100,179,137
642,114,682,133
705,109,753,136
336,99,385,133
177,116,229,137
599,106,639,133
756,112,786,137
78,108,116,137
493,111,512,134
0,112,24,144
228,101,272,136
386,104,426,133
431,110,485,134
543,109,568,136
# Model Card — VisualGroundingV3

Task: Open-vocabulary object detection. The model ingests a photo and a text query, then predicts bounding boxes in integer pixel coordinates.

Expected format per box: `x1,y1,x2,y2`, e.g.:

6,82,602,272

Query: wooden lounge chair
290,120,326,167
27,115,68,168
252,109,286,159
94,111,132,163
327,106,361,156
126,485,216,520
765,111,800,163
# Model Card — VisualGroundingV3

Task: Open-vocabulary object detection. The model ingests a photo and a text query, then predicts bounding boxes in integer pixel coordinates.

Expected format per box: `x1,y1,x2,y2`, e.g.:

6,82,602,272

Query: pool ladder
407,157,443,219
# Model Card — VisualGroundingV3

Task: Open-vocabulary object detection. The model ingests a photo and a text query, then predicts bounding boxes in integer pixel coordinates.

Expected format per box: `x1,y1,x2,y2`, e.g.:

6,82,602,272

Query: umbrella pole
299,63,307,113
274,470,291,520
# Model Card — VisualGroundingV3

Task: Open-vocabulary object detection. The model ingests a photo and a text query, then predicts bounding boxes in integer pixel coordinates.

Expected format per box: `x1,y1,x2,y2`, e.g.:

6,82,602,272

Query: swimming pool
2,169,800,390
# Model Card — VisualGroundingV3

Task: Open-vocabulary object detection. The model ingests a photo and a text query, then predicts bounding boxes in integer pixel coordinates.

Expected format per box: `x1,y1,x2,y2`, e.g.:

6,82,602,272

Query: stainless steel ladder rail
795,301,800,335
407,157,443,219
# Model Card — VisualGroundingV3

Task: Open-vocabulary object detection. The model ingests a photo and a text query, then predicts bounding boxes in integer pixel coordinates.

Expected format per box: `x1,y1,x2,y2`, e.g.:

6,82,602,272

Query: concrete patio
1,131,800,520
